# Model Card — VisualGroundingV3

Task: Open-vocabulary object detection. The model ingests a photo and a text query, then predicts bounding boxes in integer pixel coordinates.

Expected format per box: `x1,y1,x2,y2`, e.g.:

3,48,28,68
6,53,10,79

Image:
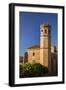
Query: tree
20,62,48,78
32,63,48,76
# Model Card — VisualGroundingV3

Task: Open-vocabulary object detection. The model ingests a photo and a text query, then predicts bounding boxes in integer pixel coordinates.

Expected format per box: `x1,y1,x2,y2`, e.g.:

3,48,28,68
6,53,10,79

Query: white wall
0,0,66,90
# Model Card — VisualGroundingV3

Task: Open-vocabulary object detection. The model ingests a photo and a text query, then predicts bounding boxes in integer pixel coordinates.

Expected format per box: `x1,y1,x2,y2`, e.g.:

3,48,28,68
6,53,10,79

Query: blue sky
19,12,58,56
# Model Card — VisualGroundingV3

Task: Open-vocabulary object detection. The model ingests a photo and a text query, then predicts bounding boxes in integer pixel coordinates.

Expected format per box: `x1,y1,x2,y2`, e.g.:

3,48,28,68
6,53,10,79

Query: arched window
41,30,43,32
33,52,35,56
45,29,47,33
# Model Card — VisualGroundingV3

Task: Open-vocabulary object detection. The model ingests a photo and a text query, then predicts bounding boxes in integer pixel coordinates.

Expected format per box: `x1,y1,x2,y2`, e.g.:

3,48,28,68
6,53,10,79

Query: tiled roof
27,45,57,53
27,45,40,49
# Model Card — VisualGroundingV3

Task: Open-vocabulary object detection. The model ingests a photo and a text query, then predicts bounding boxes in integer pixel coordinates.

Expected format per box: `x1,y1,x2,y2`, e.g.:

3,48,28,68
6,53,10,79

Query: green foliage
19,63,23,77
20,62,48,78
32,63,48,76
22,63,33,77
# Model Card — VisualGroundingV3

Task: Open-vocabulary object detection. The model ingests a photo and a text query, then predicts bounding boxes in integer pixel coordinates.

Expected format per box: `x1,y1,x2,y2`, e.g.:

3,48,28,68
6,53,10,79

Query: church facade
26,24,57,74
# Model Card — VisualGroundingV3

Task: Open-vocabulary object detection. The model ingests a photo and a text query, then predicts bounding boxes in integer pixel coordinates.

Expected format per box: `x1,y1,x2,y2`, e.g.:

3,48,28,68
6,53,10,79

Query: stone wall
27,48,40,64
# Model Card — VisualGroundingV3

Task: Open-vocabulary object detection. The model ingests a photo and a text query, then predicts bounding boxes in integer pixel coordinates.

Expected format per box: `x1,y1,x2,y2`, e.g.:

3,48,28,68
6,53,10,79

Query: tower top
40,24,51,28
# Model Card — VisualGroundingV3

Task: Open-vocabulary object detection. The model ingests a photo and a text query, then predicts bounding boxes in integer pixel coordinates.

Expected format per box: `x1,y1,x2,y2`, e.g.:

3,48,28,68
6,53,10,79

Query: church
20,24,57,75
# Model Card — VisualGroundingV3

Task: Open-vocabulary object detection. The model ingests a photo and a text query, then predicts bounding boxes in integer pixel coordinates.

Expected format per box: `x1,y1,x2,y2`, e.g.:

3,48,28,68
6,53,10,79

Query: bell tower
40,24,51,72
